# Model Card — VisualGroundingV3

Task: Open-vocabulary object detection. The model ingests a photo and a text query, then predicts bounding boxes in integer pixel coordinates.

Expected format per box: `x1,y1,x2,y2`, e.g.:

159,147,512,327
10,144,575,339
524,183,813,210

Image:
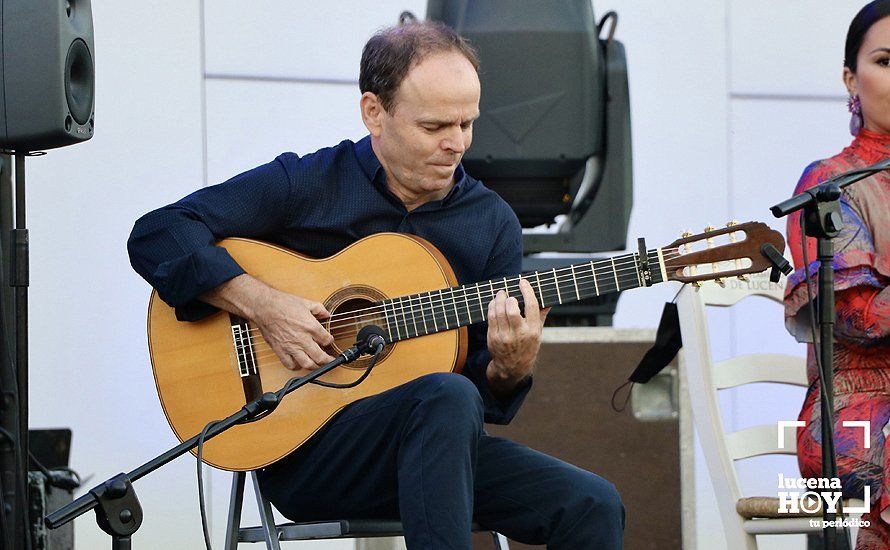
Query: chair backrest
676,274,806,536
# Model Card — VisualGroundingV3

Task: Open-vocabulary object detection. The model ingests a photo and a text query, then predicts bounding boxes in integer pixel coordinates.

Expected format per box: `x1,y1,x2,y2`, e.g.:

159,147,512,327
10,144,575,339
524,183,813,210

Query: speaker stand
0,151,33,550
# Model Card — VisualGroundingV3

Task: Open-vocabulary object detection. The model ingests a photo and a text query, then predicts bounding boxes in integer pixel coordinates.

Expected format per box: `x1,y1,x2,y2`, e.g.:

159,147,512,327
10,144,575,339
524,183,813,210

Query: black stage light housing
428,0,633,254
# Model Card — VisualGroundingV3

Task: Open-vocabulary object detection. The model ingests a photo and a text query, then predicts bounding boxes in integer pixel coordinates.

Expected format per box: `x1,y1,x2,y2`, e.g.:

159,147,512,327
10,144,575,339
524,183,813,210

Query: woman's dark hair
359,21,479,112
845,0,890,71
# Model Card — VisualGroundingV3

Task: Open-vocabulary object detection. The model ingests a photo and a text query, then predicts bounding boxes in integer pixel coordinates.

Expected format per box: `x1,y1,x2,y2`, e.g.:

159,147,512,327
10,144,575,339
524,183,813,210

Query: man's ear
360,92,385,137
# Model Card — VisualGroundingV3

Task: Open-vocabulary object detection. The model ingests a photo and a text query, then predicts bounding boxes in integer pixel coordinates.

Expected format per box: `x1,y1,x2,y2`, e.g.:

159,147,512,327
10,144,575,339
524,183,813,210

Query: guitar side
147,233,467,471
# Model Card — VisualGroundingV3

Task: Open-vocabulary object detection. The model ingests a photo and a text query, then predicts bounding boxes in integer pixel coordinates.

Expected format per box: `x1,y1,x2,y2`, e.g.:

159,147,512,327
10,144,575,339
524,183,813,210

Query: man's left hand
486,278,550,396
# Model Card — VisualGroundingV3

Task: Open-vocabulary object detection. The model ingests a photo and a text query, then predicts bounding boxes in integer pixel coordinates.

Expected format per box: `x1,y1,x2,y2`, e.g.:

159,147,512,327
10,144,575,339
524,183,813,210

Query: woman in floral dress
785,2,890,548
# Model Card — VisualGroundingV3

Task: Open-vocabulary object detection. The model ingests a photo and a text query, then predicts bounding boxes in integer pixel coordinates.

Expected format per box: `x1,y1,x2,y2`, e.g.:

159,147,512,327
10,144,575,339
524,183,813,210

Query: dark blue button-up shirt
128,135,529,424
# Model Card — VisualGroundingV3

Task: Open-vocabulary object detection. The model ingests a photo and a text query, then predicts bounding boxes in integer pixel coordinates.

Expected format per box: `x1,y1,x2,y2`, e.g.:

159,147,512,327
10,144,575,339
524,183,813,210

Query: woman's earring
848,94,863,136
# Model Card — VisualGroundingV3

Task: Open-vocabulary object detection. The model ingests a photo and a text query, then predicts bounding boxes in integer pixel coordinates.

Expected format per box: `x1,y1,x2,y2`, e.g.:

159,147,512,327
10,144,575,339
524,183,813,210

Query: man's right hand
201,274,336,370
252,286,336,370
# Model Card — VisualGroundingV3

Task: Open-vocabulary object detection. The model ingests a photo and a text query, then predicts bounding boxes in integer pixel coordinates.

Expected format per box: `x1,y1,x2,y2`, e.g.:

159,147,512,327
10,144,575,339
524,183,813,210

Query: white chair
677,275,863,550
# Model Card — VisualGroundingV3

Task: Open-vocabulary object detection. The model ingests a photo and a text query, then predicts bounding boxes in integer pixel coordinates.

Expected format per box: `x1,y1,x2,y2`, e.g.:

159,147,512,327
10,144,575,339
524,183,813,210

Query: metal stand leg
224,472,246,550
251,472,281,550
490,531,509,549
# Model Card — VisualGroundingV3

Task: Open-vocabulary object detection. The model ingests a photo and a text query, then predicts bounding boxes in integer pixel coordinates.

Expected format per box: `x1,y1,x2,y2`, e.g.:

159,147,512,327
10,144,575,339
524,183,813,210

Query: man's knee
572,473,625,529
553,470,625,534
413,373,483,426
594,479,625,527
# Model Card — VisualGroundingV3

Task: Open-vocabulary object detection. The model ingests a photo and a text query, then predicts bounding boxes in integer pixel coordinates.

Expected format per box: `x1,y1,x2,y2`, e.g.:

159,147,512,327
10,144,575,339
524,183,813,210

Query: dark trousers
258,373,625,549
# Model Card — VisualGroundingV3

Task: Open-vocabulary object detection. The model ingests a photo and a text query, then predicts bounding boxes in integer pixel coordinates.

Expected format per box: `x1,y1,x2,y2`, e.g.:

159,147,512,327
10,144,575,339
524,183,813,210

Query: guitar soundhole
324,287,392,369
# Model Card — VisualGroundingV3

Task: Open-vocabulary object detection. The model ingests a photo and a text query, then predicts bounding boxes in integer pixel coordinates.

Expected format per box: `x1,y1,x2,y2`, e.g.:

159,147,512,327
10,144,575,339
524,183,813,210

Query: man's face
366,51,481,206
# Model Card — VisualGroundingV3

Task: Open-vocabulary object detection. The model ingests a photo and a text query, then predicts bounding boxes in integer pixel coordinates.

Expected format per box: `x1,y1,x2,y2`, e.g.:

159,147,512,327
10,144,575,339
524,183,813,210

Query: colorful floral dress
785,128,890,549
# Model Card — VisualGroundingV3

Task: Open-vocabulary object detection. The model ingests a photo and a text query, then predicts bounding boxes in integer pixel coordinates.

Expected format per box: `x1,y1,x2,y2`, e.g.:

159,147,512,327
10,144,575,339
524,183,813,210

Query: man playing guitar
128,21,625,549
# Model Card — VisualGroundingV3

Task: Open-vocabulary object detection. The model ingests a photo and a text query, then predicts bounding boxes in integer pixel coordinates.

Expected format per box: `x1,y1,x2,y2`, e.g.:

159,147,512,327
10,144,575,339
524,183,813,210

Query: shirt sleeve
127,155,298,321
784,160,890,345
833,285,890,346
460,208,532,425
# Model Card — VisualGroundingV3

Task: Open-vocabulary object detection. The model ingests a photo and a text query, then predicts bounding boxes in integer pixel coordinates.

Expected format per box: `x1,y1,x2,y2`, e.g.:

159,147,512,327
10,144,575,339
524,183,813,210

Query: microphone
337,325,387,363
356,325,387,355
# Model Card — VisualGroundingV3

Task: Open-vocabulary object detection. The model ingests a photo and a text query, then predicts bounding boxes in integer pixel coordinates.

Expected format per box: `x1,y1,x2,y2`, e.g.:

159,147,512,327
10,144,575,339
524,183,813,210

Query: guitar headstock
663,221,786,284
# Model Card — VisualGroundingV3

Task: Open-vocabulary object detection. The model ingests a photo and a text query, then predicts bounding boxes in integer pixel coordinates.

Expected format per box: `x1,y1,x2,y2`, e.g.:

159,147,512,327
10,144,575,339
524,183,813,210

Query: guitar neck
380,248,669,343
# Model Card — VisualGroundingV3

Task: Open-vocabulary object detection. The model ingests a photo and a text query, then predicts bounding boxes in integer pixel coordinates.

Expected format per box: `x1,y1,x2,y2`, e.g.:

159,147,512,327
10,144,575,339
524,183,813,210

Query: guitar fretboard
379,249,667,343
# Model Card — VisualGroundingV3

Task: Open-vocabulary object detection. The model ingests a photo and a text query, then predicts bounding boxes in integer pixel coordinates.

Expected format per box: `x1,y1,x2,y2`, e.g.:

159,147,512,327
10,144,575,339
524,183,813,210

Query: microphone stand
771,156,890,550
43,329,386,549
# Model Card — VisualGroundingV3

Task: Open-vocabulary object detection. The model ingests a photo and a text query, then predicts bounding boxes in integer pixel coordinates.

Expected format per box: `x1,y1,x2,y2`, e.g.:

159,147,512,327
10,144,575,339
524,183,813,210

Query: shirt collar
354,135,467,205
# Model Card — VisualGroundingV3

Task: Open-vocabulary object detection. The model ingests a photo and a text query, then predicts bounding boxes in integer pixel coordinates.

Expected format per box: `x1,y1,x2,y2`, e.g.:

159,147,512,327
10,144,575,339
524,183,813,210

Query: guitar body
148,233,467,471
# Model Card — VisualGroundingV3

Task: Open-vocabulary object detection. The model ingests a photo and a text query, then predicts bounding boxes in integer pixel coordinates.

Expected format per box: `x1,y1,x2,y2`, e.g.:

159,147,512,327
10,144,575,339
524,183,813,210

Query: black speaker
0,0,95,151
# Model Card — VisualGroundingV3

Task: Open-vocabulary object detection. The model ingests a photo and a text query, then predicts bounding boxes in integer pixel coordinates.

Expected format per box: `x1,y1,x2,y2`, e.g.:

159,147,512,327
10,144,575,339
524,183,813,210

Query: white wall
28,1,209,548
22,1,866,548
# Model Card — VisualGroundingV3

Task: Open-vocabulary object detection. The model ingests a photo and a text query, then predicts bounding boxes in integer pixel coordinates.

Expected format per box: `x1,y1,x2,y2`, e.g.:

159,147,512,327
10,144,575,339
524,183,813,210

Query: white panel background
729,0,860,97
22,1,870,548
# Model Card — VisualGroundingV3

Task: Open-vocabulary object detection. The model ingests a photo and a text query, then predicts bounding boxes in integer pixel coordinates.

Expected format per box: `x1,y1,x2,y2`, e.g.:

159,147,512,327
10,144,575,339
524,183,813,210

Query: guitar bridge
231,315,262,402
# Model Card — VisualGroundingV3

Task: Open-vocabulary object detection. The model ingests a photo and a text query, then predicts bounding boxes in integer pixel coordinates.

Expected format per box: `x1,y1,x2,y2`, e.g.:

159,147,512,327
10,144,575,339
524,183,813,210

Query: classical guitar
147,221,784,471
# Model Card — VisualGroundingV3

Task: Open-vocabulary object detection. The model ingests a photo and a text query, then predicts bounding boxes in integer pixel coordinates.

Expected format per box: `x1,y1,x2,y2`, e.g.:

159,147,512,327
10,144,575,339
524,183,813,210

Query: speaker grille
64,38,94,126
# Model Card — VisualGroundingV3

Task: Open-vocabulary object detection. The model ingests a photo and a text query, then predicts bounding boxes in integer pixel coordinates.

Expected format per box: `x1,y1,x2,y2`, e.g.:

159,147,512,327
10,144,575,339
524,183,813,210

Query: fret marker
393,298,403,341
590,261,600,295
418,292,429,334
451,287,461,325
382,301,394,341
656,248,669,283
463,287,473,323
570,264,580,300
428,292,439,332
552,268,562,304
611,257,621,291
440,290,449,329
634,253,643,287
407,294,418,337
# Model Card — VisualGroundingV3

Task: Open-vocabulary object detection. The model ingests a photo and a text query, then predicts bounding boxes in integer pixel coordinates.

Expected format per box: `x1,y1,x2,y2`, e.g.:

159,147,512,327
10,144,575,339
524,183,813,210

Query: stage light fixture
428,0,633,255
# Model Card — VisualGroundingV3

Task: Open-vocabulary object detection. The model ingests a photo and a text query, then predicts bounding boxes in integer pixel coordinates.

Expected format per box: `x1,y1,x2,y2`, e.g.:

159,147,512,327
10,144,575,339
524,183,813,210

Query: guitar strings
238,254,721,368
236,248,687,339
240,253,726,365
219,233,751,370
232,250,674,344
235,257,680,357
241,265,644,355
238,262,684,366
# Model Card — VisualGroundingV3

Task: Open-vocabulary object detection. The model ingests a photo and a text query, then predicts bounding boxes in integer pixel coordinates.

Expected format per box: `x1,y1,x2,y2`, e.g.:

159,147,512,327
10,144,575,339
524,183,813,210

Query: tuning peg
726,220,739,227
679,231,693,256
704,226,717,247
679,230,701,286
713,277,726,287
703,225,720,274
726,222,747,275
